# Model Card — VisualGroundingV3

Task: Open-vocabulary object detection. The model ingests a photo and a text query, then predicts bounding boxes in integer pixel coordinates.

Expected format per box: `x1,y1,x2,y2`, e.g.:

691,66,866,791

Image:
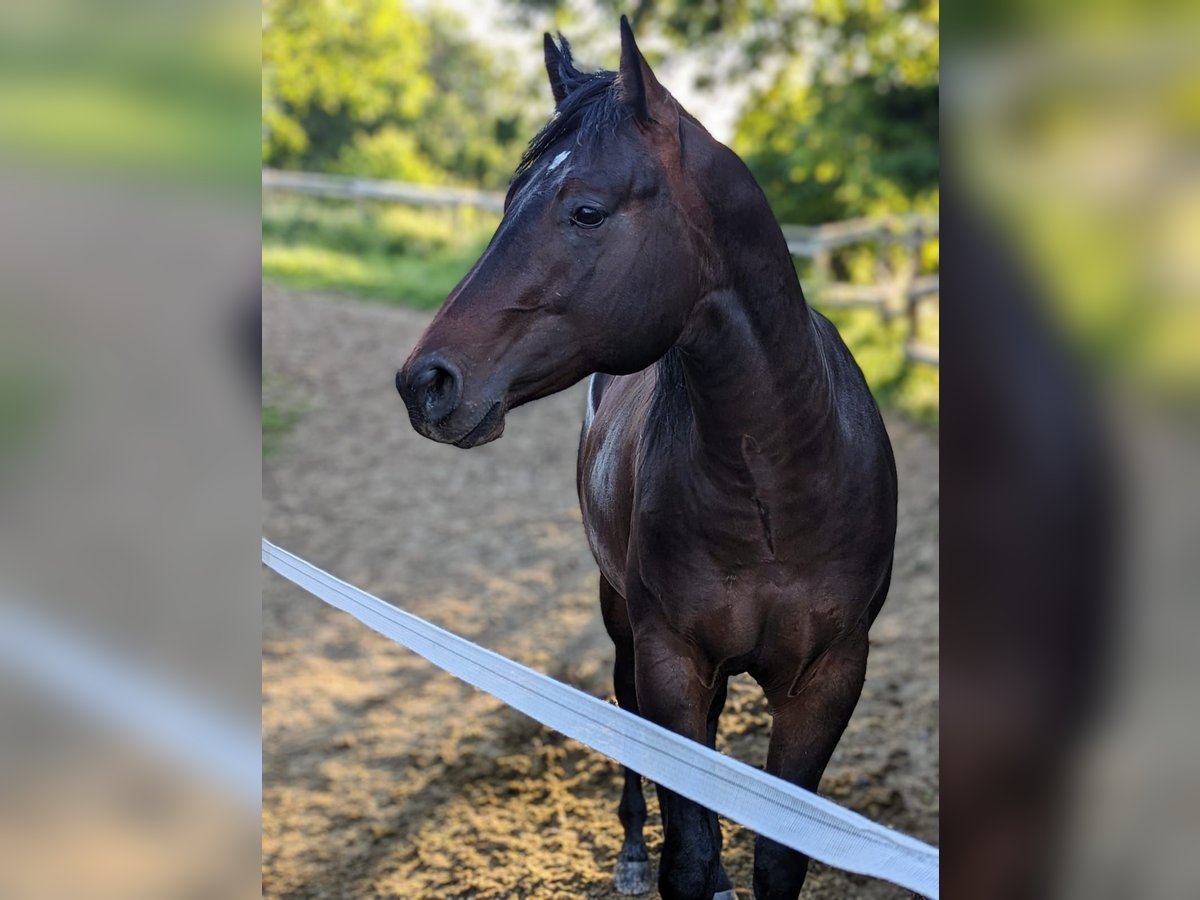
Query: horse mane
507,37,628,203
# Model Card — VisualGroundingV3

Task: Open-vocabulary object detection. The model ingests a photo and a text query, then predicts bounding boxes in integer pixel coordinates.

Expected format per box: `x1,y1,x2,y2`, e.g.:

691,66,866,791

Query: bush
330,127,443,184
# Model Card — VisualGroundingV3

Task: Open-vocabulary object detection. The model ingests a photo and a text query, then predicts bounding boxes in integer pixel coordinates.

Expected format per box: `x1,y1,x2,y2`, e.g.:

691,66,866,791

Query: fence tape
0,603,260,803
262,539,939,897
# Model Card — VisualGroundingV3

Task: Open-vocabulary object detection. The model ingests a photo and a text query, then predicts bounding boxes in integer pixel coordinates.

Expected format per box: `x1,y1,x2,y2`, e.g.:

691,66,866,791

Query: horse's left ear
617,15,676,129
543,32,569,105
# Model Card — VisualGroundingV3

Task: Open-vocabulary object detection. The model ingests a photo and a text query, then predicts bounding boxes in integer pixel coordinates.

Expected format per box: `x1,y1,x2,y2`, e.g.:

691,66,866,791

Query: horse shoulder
578,373,647,595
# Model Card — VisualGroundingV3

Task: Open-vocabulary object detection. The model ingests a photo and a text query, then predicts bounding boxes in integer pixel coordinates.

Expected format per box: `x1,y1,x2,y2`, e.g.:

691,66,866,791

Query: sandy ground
262,285,939,899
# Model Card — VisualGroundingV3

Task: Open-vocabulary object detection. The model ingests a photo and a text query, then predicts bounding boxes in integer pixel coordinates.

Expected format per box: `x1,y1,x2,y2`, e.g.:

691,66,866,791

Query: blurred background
941,4,1199,898
0,1,261,899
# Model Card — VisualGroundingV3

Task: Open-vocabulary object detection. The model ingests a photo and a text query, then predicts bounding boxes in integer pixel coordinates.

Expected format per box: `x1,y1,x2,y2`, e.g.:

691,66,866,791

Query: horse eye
570,205,606,229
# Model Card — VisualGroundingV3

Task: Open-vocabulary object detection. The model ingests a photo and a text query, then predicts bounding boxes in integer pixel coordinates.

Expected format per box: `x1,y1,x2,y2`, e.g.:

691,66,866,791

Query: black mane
507,36,627,203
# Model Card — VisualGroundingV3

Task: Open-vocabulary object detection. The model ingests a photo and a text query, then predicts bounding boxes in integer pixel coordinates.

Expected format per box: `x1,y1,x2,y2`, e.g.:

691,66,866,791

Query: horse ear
543,32,568,105
617,15,673,126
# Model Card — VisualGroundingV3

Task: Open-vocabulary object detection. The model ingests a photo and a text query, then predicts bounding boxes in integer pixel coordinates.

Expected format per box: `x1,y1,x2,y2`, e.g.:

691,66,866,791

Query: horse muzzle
396,354,506,448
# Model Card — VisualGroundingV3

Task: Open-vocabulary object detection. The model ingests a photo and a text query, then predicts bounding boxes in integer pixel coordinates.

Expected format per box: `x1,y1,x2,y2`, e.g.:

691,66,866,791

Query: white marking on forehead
503,148,574,225
547,150,571,172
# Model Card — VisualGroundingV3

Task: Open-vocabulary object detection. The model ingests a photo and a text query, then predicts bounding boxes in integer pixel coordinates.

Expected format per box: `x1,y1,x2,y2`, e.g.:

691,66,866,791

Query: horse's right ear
543,32,569,105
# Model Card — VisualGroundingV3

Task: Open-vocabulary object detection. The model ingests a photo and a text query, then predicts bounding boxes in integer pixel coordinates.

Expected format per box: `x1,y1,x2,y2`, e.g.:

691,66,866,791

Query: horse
397,18,897,900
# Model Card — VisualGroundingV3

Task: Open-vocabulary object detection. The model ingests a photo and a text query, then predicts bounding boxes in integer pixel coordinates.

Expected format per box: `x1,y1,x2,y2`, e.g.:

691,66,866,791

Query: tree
415,9,539,189
262,0,537,187
732,0,939,224
262,0,433,169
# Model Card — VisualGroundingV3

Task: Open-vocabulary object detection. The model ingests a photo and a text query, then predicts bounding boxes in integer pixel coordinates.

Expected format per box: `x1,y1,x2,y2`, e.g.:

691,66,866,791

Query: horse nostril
402,357,462,424
419,366,450,408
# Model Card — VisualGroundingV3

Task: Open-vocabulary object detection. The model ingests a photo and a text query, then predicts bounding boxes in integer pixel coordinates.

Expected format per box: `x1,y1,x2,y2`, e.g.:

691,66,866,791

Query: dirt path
262,285,938,899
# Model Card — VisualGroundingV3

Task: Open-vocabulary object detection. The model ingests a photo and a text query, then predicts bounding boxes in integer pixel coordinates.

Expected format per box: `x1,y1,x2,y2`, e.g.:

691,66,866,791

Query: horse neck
667,152,837,472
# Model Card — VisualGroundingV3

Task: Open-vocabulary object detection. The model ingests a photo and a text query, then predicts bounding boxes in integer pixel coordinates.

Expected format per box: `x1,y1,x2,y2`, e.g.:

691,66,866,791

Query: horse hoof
713,891,739,900
613,859,653,894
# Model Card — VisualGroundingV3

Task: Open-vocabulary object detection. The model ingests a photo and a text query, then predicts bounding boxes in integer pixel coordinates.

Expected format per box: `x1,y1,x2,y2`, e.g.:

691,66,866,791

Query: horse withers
397,18,897,900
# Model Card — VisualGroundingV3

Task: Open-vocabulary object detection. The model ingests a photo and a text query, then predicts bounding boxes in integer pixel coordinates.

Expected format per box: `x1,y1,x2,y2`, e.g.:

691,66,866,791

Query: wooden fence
782,216,940,366
263,169,938,365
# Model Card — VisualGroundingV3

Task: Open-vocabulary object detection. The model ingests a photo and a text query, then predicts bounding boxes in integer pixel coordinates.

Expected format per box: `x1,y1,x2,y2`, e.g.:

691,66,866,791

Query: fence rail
263,540,940,898
262,169,938,366
262,168,507,212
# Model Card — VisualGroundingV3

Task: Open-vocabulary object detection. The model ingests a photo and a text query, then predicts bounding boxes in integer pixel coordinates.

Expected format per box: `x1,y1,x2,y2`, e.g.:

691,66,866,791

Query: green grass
262,195,496,309
262,242,486,310
262,401,303,458
261,373,306,458
0,365,58,466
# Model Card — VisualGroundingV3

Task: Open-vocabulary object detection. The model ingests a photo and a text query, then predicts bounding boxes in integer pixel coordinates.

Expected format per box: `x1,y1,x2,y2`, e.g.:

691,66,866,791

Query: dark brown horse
397,18,896,900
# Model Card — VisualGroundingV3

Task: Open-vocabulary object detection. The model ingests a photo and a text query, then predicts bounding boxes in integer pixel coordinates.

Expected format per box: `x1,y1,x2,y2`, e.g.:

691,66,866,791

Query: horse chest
580,396,768,600
579,377,636,595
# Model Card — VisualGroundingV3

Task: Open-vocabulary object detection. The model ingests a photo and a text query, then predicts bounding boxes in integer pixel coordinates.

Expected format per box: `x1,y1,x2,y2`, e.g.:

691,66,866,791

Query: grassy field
261,194,939,423
262,193,498,309
261,372,307,458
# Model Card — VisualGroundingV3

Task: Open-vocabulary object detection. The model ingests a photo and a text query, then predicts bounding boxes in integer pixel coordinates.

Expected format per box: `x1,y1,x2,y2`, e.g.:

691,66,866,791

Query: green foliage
418,11,541,188
731,0,939,224
736,74,938,224
262,0,432,167
262,0,537,187
329,127,443,183
262,194,498,308
262,372,307,458
0,5,258,190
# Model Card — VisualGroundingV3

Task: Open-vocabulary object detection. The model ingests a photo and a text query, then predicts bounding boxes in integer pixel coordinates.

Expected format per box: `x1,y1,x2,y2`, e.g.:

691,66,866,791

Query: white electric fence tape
262,539,939,898
0,603,260,803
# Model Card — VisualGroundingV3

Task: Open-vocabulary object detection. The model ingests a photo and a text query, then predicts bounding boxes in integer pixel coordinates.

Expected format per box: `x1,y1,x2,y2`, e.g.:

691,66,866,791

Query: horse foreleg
705,680,738,900
602,577,654,895
635,636,723,900
613,639,654,893
753,630,869,900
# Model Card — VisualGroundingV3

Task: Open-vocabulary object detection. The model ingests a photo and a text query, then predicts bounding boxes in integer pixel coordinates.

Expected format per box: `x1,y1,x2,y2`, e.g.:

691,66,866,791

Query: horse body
579,323,895,687
398,18,896,899
575,183,896,899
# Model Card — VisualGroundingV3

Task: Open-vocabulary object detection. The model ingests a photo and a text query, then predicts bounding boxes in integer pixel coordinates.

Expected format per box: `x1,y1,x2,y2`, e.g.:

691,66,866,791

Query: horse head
397,18,707,447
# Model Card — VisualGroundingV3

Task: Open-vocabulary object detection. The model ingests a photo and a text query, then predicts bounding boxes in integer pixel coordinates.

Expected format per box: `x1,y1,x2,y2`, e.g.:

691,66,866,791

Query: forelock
508,51,630,207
